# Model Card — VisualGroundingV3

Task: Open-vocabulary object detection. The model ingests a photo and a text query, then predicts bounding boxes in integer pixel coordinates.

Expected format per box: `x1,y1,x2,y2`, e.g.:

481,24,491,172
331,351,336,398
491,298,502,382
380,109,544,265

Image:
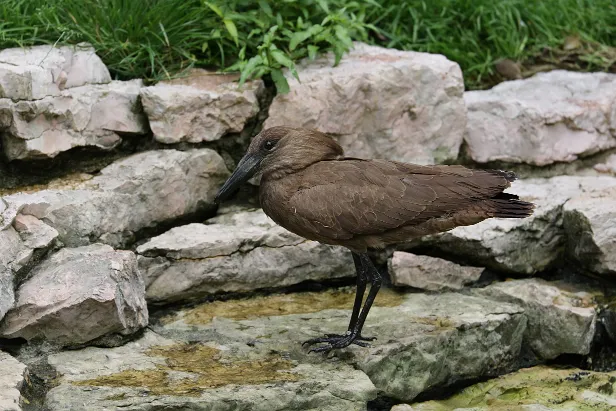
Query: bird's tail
487,192,535,218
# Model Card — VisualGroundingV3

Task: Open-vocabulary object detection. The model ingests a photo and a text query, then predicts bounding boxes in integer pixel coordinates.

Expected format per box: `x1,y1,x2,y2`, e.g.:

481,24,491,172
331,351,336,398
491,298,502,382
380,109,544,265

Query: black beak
215,153,262,203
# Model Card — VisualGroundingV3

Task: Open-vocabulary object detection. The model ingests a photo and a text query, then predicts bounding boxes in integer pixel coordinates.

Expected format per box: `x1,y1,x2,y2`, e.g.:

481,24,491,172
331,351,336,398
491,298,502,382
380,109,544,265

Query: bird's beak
215,153,262,203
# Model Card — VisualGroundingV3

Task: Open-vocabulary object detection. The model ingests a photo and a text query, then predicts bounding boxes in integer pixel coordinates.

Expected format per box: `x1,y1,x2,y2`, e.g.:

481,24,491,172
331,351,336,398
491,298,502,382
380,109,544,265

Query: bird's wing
282,159,513,240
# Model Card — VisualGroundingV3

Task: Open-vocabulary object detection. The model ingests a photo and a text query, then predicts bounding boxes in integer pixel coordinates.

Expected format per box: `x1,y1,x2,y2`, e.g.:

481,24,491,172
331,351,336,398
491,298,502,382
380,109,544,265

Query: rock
473,278,598,360
0,43,111,100
0,351,27,411
594,154,616,175
13,214,58,250
0,244,148,346
1,79,146,160
464,71,616,166
137,209,354,303
141,77,263,144
264,42,465,165
45,330,377,411
416,176,616,274
1,148,229,247
0,227,26,321
564,186,616,276
388,251,484,291
408,366,616,410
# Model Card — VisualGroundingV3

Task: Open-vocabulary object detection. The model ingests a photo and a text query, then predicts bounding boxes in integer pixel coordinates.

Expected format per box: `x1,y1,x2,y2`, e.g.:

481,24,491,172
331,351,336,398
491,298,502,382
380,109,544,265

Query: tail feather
488,198,535,218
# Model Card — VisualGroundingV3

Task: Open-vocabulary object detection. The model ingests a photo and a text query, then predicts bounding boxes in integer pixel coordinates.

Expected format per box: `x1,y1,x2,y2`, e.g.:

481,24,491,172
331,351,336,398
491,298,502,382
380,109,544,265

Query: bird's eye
263,140,277,151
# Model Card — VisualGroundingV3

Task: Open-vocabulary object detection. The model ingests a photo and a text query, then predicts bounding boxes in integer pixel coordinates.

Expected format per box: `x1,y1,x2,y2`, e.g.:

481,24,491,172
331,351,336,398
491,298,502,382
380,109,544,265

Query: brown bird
215,127,534,352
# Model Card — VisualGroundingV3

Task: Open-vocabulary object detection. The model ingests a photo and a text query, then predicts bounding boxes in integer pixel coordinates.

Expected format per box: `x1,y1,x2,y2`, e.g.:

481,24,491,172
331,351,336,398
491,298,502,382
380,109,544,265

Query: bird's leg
303,253,381,353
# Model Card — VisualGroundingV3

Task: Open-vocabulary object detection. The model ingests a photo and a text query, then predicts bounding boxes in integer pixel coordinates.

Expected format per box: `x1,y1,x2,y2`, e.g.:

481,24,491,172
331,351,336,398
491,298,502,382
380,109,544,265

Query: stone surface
0,244,148,346
464,71,616,166
416,176,616,274
408,366,616,410
0,226,26,321
1,79,146,160
137,209,354,303
0,351,27,411
564,186,616,276
264,42,465,165
13,214,59,250
0,43,111,100
388,251,484,291
473,279,598,360
46,330,377,411
1,149,229,247
141,78,263,144
594,153,616,175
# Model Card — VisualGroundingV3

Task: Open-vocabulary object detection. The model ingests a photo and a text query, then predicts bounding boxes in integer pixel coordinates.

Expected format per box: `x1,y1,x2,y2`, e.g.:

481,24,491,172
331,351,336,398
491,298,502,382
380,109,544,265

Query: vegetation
0,0,614,90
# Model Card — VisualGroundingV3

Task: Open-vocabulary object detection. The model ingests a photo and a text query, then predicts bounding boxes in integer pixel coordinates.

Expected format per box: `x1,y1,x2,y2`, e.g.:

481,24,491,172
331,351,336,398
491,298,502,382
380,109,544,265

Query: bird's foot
302,332,376,353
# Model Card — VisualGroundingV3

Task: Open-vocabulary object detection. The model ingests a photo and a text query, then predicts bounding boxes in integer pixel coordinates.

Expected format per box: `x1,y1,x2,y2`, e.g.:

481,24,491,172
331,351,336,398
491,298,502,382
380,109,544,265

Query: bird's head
215,126,343,203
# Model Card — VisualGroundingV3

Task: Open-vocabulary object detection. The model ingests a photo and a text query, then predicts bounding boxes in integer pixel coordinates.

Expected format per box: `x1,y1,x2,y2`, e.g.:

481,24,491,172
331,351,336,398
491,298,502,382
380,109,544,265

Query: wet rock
264,42,465,165
564,186,616,276
1,80,146,160
464,71,616,166
0,244,148,346
141,77,263,144
408,365,616,410
1,149,229,247
136,209,354,303
416,176,616,274
0,351,27,411
45,329,377,411
473,278,598,360
0,43,111,100
388,251,484,291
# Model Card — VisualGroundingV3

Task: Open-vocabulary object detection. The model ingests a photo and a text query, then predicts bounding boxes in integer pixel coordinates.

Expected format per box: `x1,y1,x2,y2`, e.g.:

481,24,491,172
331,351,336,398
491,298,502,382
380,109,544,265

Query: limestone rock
464,71,616,166
417,176,616,274
389,251,484,291
0,351,27,411
137,209,354,303
0,244,148,346
141,77,263,144
264,42,465,165
1,80,146,160
0,226,26,321
1,149,229,247
594,154,616,175
564,186,616,276
0,43,111,100
46,330,377,411
13,214,58,250
473,279,598,360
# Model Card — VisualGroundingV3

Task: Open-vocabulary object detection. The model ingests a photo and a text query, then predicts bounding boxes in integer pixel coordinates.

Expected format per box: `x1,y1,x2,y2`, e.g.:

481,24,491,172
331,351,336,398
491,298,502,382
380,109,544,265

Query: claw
302,332,375,353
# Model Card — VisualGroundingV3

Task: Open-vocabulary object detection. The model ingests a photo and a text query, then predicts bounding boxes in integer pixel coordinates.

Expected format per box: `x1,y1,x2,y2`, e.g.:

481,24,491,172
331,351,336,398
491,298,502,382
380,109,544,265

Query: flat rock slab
473,278,598,360
264,42,466,165
0,244,148,346
389,251,484,291
407,365,616,410
416,175,616,274
564,186,616,276
0,43,111,101
141,78,263,144
137,209,354,303
464,70,616,166
1,148,229,247
0,351,27,411
1,79,146,160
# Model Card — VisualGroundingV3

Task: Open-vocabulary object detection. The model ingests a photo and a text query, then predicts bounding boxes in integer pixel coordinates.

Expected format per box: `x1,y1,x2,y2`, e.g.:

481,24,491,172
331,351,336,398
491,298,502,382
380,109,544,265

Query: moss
73,343,299,396
165,287,406,325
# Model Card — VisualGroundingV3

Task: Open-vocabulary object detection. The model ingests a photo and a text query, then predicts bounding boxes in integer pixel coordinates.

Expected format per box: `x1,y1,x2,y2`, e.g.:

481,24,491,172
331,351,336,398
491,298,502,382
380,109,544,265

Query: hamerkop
216,127,534,352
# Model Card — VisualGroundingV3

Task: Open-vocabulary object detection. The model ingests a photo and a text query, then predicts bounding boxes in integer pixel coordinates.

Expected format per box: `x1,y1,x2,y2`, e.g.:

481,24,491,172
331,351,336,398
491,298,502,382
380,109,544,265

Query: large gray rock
0,226,26,321
0,351,27,411
417,176,616,274
0,244,148,346
264,42,465,165
46,330,377,411
141,78,263,144
564,186,616,276
137,209,354,303
389,251,484,291
464,71,616,166
1,80,146,160
1,149,229,247
0,43,111,101
473,279,598,360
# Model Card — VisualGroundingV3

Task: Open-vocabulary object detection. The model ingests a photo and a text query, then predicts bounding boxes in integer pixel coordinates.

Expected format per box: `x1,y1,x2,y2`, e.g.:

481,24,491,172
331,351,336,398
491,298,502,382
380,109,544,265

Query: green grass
0,0,614,90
